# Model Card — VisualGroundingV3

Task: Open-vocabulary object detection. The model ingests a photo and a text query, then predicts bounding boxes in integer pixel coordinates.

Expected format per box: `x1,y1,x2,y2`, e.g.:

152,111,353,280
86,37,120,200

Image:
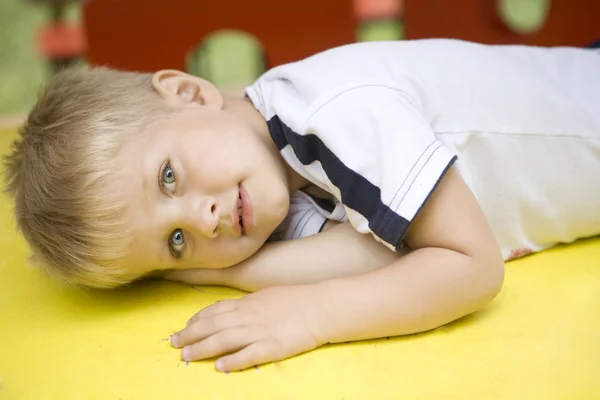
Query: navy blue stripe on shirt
586,39,600,48
267,114,411,249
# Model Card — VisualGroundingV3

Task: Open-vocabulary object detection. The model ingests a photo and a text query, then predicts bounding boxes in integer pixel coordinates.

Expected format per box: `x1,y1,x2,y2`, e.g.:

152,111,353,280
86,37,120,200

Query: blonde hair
3,66,170,288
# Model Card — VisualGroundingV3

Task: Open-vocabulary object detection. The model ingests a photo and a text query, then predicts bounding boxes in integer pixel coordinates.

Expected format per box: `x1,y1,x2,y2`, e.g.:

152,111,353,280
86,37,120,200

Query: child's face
112,72,295,279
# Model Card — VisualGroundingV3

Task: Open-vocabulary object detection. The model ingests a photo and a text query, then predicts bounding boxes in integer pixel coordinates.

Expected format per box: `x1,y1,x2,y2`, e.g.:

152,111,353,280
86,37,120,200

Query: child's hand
170,285,325,372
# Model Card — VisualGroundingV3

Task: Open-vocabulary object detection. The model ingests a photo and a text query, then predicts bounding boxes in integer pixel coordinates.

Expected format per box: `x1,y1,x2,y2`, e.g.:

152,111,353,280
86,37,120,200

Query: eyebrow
154,234,175,269
142,159,150,212
141,156,169,268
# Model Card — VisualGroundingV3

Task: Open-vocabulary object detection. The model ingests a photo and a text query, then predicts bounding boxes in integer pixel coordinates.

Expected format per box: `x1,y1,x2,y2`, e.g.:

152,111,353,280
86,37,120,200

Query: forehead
110,122,172,276
112,235,168,278
108,191,172,278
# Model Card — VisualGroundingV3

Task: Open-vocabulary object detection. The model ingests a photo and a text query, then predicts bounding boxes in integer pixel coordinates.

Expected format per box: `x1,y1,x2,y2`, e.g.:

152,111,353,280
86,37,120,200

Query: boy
4,39,600,372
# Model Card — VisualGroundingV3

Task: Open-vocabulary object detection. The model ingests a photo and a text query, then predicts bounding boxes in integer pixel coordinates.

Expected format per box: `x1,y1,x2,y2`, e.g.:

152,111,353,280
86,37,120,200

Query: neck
222,95,309,194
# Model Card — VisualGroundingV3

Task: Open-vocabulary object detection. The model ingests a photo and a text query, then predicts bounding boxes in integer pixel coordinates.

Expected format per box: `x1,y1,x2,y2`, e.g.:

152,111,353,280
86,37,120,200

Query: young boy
4,39,600,372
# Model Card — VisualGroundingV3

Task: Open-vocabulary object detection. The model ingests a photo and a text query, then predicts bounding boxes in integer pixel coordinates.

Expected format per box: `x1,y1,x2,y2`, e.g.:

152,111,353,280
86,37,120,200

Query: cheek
181,148,236,185
197,239,261,268
260,174,290,211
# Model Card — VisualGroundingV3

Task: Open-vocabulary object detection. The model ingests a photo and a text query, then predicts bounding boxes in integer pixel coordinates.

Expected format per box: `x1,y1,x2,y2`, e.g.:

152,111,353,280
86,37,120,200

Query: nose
186,195,219,238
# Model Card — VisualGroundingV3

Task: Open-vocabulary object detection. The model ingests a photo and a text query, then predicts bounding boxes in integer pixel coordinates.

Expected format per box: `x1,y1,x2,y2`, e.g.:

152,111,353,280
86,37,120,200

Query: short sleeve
300,85,457,251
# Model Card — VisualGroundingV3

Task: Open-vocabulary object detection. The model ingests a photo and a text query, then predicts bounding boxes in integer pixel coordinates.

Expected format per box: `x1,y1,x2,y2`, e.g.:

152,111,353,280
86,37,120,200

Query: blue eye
169,229,185,256
161,162,176,192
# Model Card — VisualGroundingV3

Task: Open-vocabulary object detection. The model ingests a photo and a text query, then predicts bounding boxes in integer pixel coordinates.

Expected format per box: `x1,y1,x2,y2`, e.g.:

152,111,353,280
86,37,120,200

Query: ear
151,70,224,109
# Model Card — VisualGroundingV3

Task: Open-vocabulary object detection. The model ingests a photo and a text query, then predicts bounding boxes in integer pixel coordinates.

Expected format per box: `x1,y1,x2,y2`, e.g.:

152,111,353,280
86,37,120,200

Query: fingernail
181,346,191,361
215,359,225,372
170,334,179,348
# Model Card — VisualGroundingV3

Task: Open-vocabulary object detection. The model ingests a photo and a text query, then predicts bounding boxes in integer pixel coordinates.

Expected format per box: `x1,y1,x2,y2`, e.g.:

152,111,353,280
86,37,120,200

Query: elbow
483,256,505,303
470,249,505,310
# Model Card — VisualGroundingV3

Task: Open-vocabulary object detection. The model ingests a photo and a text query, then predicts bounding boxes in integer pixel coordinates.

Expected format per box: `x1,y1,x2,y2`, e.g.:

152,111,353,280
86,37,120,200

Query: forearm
227,222,405,291
163,222,404,291
310,247,504,343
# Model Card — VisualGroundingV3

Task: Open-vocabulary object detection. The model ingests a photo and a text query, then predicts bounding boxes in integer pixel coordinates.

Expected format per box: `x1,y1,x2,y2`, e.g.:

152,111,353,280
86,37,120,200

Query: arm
311,166,505,341
165,220,408,291
169,167,505,372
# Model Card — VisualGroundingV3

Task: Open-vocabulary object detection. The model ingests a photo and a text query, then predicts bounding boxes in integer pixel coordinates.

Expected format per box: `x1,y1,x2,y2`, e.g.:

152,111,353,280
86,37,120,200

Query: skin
114,70,505,373
113,70,308,278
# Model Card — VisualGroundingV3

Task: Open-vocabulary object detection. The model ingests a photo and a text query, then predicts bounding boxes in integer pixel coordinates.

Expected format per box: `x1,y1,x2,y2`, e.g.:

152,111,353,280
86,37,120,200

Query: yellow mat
1,128,599,400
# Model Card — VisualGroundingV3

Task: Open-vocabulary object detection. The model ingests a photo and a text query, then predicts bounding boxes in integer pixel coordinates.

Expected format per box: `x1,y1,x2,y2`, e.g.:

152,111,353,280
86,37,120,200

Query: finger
181,328,256,362
215,339,283,372
186,300,237,328
173,311,240,348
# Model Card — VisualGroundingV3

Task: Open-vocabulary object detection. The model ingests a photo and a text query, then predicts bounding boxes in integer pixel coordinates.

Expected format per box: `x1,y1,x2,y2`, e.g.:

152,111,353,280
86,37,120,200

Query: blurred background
0,0,593,126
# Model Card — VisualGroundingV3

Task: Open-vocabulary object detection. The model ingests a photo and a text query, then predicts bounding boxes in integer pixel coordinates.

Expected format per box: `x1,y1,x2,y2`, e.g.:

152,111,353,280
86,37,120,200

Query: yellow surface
0,127,599,400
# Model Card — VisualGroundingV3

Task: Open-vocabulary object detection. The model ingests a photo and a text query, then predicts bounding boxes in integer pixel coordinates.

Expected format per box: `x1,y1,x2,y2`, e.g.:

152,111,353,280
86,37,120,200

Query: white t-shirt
245,39,600,261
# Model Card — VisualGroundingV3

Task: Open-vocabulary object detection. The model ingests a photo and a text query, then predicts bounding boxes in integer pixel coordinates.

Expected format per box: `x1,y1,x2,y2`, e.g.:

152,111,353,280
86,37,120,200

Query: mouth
238,183,254,234
237,192,243,231
232,191,242,235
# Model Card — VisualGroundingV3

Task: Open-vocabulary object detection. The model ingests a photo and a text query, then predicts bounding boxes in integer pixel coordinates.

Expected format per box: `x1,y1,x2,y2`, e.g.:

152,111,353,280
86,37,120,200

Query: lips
232,184,254,235
237,195,243,228
232,192,242,235
238,184,254,234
